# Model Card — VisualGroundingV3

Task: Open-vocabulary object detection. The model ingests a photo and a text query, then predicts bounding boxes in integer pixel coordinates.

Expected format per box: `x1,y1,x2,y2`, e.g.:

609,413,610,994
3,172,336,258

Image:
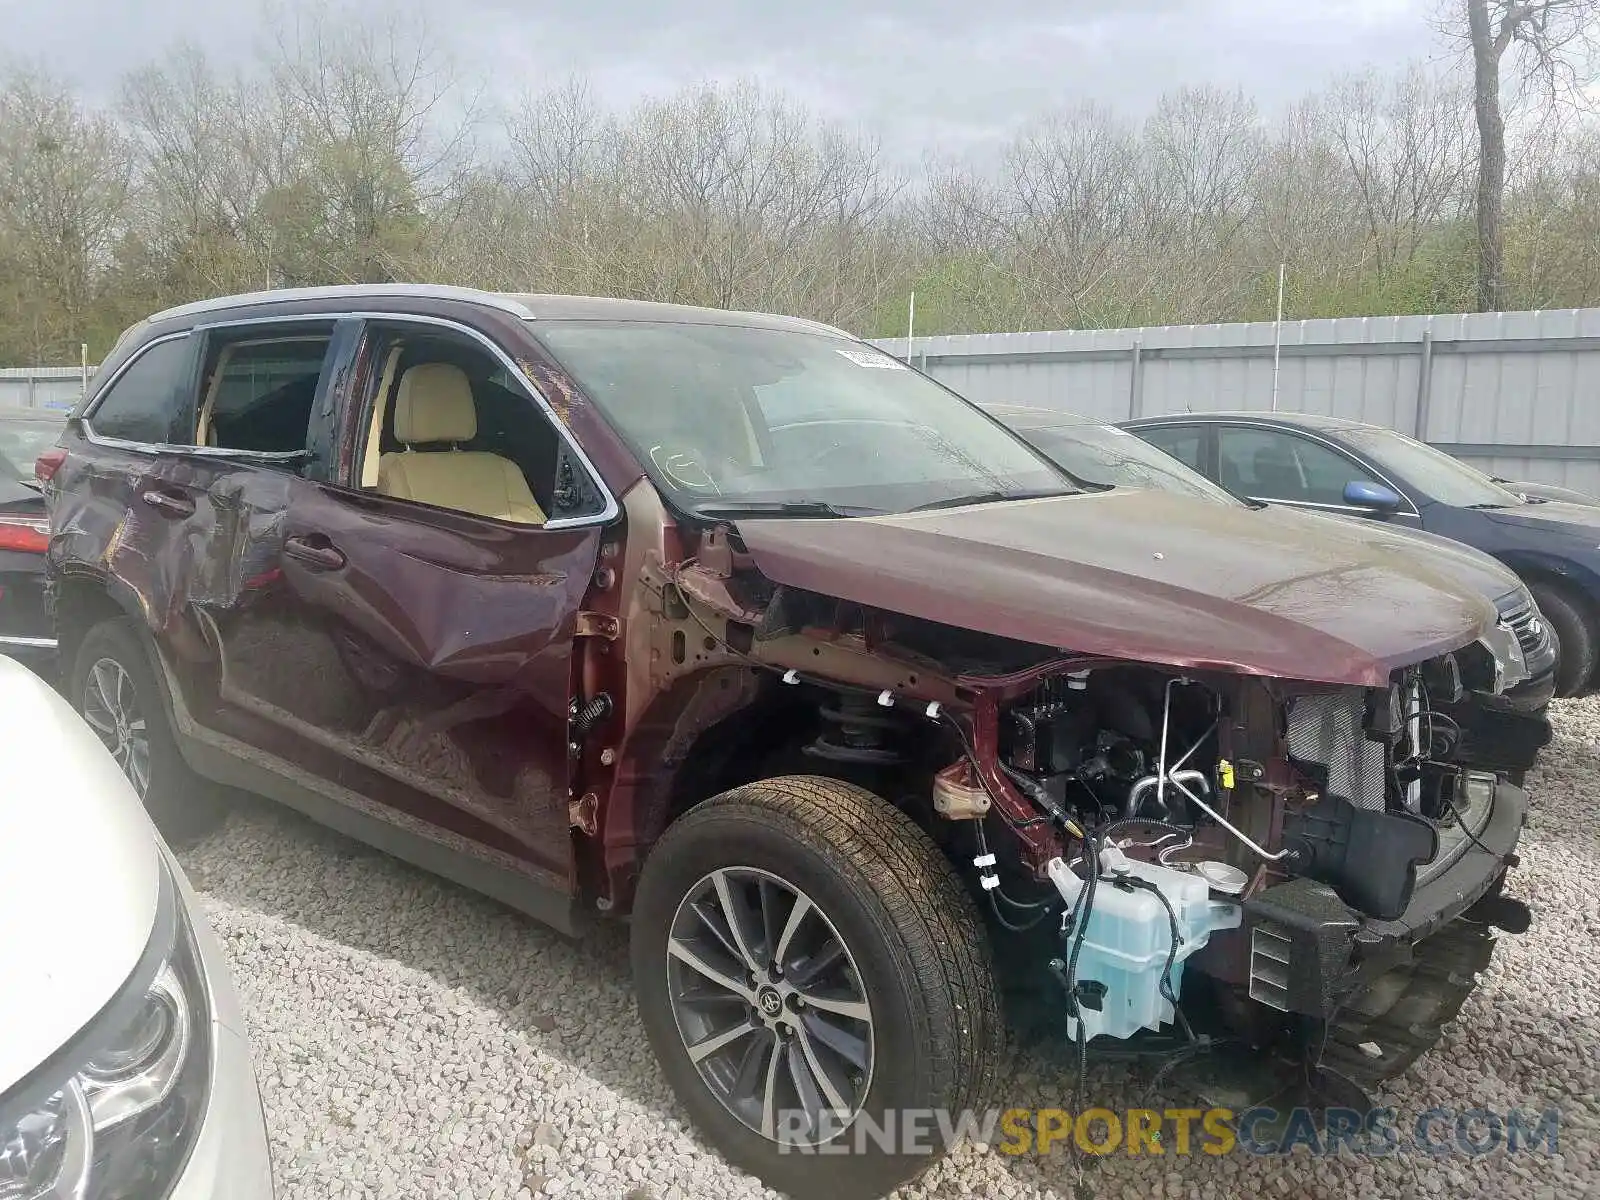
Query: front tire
69,618,212,837
631,776,1003,1200
1530,581,1596,697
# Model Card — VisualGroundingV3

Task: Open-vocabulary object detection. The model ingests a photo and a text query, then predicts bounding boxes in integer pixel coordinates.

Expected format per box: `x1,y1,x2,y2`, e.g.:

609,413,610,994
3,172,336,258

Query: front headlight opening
0,863,212,1200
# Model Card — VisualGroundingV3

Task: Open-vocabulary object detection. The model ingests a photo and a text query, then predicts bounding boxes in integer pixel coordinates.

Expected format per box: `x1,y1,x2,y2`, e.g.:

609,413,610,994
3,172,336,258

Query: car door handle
140,488,194,517
283,536,346,571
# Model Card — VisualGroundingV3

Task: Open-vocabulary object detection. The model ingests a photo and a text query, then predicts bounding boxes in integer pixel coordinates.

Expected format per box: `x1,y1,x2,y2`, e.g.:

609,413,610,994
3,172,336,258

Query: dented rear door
49,329,217,689
205,317,596,893
103,318,362,739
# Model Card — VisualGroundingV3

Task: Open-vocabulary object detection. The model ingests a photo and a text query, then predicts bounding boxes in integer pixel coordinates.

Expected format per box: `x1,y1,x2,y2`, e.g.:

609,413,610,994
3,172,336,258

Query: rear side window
1139,425,1205,472
88,336,194,444
200,338,330,454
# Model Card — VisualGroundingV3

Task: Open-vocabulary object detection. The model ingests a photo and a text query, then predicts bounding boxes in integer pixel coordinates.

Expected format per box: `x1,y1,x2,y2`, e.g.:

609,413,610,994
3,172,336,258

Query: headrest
1253,443,1297,486
394,363,476,444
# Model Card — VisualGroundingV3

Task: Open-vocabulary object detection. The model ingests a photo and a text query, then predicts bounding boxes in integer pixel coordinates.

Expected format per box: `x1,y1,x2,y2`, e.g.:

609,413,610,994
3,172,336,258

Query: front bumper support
1243,778,1528,1019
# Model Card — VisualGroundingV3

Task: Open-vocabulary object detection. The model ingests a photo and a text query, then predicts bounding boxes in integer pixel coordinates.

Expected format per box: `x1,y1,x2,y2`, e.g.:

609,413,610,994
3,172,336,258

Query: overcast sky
9,0,1448,157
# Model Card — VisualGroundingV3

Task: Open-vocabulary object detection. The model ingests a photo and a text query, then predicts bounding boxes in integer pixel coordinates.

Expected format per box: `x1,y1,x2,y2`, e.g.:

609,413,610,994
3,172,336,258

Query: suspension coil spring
571,693,613,738
804,694,906,766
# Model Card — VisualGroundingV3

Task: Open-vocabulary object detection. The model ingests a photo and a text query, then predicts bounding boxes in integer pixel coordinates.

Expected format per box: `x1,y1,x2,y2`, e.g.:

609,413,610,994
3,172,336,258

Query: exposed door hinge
575,611,620,640
569,792,599,835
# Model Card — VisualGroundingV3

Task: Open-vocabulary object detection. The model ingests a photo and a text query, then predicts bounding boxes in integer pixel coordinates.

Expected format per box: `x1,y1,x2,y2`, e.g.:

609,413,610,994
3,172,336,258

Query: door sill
150,646,587,938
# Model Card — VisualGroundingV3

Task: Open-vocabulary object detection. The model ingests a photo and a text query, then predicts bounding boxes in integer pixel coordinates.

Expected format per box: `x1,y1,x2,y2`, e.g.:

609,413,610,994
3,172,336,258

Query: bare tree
1137,86,1265,322
12,0,1600,361
259,0,480,283
615,81,892,314
120,43,288,297
501,76,630,294
1319,67,1473,275
0,64,131,360
923,105,1145,329
507,76,612,212
1499,120,1600,305
1449,0,1600,309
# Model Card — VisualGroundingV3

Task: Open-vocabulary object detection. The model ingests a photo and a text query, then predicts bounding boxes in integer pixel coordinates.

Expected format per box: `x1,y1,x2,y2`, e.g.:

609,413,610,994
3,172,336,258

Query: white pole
1270,262,1285,412
906,291,916,364
81,343,89,396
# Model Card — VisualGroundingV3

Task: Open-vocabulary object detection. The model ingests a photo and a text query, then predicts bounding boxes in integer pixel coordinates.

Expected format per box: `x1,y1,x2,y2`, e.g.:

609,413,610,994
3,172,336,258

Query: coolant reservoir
1046,844,1242,1042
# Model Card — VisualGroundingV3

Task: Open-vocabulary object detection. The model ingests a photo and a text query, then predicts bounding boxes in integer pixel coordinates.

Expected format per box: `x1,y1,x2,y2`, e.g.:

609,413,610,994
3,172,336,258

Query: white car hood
0,657,161,1097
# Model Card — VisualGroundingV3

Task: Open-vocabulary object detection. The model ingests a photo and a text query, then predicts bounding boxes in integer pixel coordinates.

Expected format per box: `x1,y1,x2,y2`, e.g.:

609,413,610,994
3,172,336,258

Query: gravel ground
175,700,1600,1200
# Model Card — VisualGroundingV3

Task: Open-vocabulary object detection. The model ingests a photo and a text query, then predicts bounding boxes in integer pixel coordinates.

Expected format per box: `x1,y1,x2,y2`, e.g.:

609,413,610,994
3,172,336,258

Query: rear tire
631,775,1003,1200
68,618,216,839
1530,582,1595,697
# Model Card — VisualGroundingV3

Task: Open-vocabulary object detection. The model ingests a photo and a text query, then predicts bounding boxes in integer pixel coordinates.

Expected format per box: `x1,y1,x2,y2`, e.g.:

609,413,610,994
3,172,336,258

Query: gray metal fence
0,366,88,412
873,308,1600,495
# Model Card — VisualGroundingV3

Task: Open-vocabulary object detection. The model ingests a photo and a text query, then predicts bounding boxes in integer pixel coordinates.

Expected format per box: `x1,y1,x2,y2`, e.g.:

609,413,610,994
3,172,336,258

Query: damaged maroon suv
42,286,1537,1199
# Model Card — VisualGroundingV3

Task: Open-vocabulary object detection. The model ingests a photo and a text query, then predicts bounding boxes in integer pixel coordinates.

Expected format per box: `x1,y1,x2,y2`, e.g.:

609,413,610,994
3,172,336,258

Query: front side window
352,324,603,526
88,336,195,445
1217,426,1382,506
1339,426,1521,509
529,321,1071,515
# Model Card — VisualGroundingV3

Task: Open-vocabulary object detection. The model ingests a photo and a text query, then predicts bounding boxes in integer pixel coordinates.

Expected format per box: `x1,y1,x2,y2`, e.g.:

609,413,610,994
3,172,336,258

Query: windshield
0,419,62,483
529,321,1073,515
1014,422,1243,504
1338,426,1522,509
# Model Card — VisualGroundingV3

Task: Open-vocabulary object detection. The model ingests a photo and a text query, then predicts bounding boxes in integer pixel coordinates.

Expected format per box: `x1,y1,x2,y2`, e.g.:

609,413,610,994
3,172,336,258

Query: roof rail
146,284,538,324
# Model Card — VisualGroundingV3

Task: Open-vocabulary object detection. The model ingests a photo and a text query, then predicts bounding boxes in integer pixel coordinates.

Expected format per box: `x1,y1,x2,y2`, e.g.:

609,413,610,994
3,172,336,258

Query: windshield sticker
836,348,908,369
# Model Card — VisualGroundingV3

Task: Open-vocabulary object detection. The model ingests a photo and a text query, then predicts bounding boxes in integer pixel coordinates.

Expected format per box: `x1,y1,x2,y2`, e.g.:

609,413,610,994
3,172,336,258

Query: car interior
197,334,331,455
194,324,570,526
1245,444,1303,496
361,332,557,525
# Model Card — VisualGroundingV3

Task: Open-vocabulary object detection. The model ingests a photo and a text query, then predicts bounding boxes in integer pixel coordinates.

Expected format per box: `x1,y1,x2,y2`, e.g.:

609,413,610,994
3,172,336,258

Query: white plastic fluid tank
1046,844,1242,1042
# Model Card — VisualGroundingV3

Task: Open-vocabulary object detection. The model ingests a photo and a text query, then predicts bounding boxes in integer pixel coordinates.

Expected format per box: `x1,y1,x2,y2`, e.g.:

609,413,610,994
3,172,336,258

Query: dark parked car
988,405,1553,787
1124,410,1600,698
44,287,1536,1199
1492,477,1600,507
988,403,1556,726
0,407,63,673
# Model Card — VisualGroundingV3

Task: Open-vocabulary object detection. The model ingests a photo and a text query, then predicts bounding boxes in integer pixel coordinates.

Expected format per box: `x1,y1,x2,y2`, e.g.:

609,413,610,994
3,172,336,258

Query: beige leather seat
376,363,546,524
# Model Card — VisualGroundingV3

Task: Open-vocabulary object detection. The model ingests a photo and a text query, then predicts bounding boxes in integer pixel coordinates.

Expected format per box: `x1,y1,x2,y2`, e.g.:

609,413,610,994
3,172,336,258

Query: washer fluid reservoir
1046,843,1242,1041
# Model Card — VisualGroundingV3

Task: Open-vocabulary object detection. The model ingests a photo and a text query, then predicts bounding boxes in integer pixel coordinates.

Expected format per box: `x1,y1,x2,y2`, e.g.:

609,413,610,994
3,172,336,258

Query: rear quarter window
88,336,195,445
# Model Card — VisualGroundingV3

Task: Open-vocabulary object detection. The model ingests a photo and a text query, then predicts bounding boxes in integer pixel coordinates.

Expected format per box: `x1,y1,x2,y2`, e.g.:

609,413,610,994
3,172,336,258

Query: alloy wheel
80,657,151,797
665,867,874,1147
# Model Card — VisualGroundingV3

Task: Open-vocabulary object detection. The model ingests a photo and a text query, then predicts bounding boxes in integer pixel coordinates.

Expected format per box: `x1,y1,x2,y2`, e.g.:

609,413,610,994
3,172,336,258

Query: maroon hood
735,490,1497,687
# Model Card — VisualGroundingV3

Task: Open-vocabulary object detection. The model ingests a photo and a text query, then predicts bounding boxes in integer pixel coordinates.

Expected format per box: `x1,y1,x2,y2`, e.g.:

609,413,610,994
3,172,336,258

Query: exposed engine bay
959,653,1533,1095
994,665,1470,920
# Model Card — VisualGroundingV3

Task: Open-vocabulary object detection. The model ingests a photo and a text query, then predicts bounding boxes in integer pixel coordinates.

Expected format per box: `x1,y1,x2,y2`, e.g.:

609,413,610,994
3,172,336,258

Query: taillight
0,516,49,554
35,448,66,484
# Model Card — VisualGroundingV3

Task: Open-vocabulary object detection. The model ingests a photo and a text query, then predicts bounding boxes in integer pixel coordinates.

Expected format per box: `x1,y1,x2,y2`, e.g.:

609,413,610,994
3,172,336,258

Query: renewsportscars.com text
774,1106,1562,1158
